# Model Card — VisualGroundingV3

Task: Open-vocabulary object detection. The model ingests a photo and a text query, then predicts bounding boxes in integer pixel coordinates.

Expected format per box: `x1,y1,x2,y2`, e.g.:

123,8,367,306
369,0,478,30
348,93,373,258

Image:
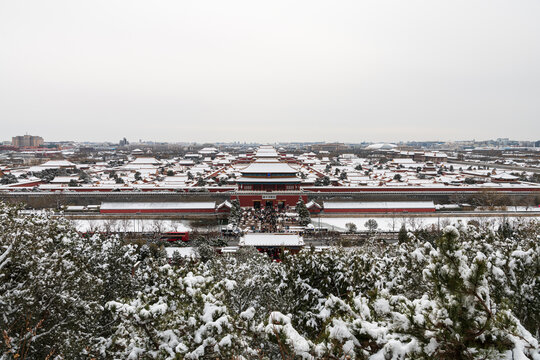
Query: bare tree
103,219,119,234
407,217,425,232
345,222,357,233
151,220,165,240
120,217,131,235
364,219,378,233
87,220,100,234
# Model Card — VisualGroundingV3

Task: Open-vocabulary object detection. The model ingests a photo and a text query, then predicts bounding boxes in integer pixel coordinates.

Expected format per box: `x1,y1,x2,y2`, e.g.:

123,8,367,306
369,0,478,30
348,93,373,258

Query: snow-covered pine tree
296,198,311,226
2,202,539,359
0,203,138,358
228,199,242,226
381,226,540,359
398,223,409,243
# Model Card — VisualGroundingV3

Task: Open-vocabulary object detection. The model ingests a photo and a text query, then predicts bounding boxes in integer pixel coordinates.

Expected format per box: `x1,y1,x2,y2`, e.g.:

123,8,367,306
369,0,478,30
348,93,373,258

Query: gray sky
1,0,539,143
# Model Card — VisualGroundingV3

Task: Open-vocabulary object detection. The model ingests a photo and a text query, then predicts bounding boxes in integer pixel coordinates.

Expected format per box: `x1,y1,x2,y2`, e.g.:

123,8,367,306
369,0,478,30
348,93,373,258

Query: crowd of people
237,206,300,233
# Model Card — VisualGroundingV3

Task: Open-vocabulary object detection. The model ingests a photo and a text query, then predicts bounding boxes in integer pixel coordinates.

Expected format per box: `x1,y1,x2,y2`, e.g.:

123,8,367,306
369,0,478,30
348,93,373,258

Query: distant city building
309,143,350,152
131,148,145,156
119,137,129,146
11,135,44,148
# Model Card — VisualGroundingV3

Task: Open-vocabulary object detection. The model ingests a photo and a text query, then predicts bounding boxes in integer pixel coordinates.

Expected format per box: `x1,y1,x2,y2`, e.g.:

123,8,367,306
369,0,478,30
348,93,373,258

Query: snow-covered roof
241,160,298,174
178,160,195,165
365,143,397,150
239,233,304,247
163,175,188,183
50,176,79,183
392,158,416,164
217,200,232,209
492,173,519,180
66,205,86,211
129,157,161,165
424,152,448,158
199,147,218,154
236,177,301,183
255,146,279,158
37,160,76,168
306,200,322,208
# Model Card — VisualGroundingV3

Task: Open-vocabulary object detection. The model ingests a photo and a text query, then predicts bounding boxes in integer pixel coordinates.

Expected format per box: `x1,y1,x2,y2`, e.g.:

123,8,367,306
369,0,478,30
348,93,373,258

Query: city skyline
3,135,540,146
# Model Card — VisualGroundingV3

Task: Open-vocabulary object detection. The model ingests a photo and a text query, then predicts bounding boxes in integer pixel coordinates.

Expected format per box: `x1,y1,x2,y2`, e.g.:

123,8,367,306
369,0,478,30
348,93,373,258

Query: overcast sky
1,0,539,143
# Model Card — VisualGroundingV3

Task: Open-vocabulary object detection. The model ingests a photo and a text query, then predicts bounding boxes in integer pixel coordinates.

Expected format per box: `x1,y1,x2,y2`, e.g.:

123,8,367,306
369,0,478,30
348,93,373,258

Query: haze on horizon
1,0,539,144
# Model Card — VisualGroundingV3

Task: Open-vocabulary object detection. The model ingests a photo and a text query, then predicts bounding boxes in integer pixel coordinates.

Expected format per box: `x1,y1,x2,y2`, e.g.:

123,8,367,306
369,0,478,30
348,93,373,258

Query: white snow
100,202,216,211
72,219,191,233
323,201,435,210
239,233,304,247
313,215,540,232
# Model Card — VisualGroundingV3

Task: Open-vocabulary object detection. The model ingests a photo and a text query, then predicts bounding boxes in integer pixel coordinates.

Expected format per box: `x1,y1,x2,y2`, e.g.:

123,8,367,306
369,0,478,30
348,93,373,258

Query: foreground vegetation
1,203,539,359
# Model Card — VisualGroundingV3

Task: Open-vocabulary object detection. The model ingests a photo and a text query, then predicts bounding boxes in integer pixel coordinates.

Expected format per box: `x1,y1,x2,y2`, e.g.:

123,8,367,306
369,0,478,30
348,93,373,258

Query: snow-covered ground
72,219,191,233
478,206,540,212
313,215,540,232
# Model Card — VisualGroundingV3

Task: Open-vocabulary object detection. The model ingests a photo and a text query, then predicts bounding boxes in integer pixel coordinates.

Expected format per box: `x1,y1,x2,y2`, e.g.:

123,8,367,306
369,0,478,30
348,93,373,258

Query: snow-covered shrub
0,203,138,358
1,202,539,359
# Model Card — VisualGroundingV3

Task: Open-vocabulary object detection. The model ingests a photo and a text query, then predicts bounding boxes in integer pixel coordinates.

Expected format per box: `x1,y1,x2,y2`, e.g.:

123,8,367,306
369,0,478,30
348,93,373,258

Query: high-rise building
11,135,44,148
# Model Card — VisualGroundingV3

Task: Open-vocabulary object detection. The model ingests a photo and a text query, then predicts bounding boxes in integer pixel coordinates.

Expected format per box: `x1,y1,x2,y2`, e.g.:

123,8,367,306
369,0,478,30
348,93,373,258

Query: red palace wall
238,184,300,191
233,194,307,208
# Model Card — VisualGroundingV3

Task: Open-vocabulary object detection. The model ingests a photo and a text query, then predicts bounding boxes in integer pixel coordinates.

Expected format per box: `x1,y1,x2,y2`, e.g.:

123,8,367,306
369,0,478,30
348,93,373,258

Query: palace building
237,159,300,191
235,146,305,209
